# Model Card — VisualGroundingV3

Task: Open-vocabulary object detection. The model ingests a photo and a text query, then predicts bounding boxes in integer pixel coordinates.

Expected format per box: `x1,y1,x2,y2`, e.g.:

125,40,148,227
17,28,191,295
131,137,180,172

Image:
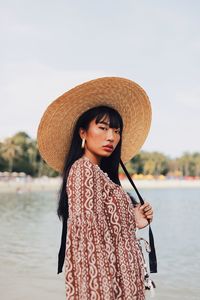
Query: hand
134,202,153,229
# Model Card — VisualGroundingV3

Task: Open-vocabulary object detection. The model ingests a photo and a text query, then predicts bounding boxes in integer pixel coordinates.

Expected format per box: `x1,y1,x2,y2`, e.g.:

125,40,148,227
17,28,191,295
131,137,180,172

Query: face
79,115,121,163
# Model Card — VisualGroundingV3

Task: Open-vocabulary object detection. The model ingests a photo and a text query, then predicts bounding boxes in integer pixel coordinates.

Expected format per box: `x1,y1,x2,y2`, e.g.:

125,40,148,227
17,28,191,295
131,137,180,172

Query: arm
66,159,116,299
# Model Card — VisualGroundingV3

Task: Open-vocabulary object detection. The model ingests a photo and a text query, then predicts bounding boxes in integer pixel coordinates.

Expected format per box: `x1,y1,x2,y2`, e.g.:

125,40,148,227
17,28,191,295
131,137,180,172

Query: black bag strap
119,159,157,273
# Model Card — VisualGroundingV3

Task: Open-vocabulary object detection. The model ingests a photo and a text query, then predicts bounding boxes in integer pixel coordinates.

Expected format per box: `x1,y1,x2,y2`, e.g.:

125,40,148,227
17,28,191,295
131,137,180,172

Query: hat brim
37,77,152,172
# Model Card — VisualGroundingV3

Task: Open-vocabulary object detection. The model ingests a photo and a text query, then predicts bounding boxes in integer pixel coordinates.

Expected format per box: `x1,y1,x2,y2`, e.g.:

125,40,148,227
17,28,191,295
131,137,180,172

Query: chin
100,152,112,158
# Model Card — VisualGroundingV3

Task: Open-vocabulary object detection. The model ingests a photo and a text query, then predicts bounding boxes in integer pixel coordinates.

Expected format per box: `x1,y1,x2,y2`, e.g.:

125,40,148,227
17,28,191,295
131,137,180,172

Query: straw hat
37,77,152,172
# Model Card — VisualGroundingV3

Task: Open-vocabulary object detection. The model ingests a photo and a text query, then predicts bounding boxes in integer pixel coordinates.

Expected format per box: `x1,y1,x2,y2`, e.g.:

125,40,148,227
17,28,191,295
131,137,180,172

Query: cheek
116,135,121,144
88,128,102,142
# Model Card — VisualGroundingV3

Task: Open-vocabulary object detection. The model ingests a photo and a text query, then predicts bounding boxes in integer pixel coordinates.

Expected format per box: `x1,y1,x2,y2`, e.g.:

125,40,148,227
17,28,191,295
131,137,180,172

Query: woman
37,77,155,299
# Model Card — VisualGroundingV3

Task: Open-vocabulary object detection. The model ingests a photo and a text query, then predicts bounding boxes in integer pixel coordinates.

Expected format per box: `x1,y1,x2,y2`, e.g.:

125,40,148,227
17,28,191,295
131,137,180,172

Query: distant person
37,77,155,299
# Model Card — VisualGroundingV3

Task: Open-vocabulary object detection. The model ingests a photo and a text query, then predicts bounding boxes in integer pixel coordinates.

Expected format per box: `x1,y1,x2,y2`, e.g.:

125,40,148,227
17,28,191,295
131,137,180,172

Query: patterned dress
64,156,145,299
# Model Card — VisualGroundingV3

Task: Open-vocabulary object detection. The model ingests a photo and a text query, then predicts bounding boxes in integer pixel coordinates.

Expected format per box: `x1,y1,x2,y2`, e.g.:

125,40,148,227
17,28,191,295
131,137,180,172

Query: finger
145,211,152,218
144,206,152,213
145,211,153,217
140,203,151,210
144,210,153,217
146,215,153,222
142,206,152,214
145,212,153,218
145,207,153,212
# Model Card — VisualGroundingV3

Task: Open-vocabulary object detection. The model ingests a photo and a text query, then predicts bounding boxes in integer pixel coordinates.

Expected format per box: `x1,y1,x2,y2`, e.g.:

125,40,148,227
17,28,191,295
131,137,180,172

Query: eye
99,127,107,130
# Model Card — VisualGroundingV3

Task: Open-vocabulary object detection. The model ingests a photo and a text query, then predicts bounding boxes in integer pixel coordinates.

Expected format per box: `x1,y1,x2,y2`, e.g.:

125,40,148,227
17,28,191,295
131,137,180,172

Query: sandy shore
0,177,200,193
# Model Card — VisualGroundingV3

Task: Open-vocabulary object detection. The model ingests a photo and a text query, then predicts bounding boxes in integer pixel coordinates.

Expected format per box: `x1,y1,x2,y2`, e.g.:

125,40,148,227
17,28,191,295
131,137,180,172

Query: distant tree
1,137,22,172
0,142,8,171
27,140,38,175
0,131,199,177
11,132,34,175
178,152,200,177
119,160,134,175
192,152,200,176
130,151,170,175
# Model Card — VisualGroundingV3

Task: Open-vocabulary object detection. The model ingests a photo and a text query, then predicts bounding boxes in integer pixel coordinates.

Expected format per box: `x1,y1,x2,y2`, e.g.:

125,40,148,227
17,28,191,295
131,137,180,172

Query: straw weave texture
37,77,152,172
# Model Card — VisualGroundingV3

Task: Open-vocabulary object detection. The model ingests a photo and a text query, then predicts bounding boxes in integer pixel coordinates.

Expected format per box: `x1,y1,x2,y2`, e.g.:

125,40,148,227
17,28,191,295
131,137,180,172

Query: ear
79,128,86,139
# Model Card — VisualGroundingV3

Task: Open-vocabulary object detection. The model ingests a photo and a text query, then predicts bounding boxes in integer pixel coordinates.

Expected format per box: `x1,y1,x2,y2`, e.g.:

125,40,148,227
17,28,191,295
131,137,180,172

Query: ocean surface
0,187,200,300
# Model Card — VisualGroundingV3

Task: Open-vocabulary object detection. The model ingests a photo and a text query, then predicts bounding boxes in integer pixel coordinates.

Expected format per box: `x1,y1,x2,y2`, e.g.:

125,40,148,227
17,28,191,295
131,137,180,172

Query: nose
106,128,114,141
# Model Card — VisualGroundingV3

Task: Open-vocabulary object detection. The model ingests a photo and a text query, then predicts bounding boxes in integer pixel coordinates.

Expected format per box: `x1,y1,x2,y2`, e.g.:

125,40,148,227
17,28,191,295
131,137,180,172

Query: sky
0,0,199,159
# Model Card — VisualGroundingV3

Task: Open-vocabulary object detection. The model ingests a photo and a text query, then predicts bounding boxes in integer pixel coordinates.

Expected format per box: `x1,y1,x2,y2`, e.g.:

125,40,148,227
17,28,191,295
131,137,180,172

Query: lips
103,144,114,150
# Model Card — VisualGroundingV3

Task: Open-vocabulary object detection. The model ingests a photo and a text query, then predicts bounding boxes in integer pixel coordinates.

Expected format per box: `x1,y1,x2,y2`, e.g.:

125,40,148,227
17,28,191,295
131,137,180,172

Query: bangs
94,107,123,130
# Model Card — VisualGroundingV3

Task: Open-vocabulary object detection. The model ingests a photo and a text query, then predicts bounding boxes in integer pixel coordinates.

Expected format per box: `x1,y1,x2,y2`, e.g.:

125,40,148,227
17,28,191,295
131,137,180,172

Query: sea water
0,187,200,300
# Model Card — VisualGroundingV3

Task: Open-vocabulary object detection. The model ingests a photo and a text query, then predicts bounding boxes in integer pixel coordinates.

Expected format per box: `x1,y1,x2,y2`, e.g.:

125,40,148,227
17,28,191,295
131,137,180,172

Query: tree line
0,132,199,178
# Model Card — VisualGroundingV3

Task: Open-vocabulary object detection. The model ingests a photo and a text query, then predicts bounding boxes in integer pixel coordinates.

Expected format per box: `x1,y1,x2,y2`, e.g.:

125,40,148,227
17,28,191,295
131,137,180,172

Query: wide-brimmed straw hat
37,76,152,172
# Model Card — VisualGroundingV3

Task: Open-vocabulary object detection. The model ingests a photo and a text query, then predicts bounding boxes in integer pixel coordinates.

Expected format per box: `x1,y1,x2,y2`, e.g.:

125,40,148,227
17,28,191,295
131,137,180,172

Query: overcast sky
0,0,199,158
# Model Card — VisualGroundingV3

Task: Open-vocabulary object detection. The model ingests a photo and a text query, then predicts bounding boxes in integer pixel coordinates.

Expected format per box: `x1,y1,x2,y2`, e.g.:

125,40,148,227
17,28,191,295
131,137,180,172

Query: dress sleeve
67,159,96,226
65,159,119,299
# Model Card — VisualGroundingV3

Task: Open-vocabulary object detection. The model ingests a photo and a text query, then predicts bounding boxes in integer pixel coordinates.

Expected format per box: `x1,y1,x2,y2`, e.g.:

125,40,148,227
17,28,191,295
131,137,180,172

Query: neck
82,152,101,166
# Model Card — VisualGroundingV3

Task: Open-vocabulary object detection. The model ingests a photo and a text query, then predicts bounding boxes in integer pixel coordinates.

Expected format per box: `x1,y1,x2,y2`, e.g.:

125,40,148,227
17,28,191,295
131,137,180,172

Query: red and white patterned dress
64,156,145,299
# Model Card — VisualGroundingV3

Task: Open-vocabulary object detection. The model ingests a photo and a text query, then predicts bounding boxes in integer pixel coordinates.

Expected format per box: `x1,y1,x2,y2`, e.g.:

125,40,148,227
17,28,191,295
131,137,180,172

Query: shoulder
68,157,95,178
67,157,96,191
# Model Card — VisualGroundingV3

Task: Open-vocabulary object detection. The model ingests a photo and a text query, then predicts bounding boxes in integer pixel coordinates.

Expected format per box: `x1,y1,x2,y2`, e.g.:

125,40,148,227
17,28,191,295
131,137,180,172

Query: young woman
37,77,155,299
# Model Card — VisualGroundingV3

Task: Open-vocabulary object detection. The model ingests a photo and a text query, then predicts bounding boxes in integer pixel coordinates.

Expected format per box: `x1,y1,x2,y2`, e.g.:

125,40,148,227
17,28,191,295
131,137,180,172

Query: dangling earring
81,138,85,149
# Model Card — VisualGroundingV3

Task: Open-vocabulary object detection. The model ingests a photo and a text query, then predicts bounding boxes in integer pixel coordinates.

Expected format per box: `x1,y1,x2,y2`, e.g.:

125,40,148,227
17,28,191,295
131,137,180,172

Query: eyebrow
99,121,110,126
99,121,120,130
